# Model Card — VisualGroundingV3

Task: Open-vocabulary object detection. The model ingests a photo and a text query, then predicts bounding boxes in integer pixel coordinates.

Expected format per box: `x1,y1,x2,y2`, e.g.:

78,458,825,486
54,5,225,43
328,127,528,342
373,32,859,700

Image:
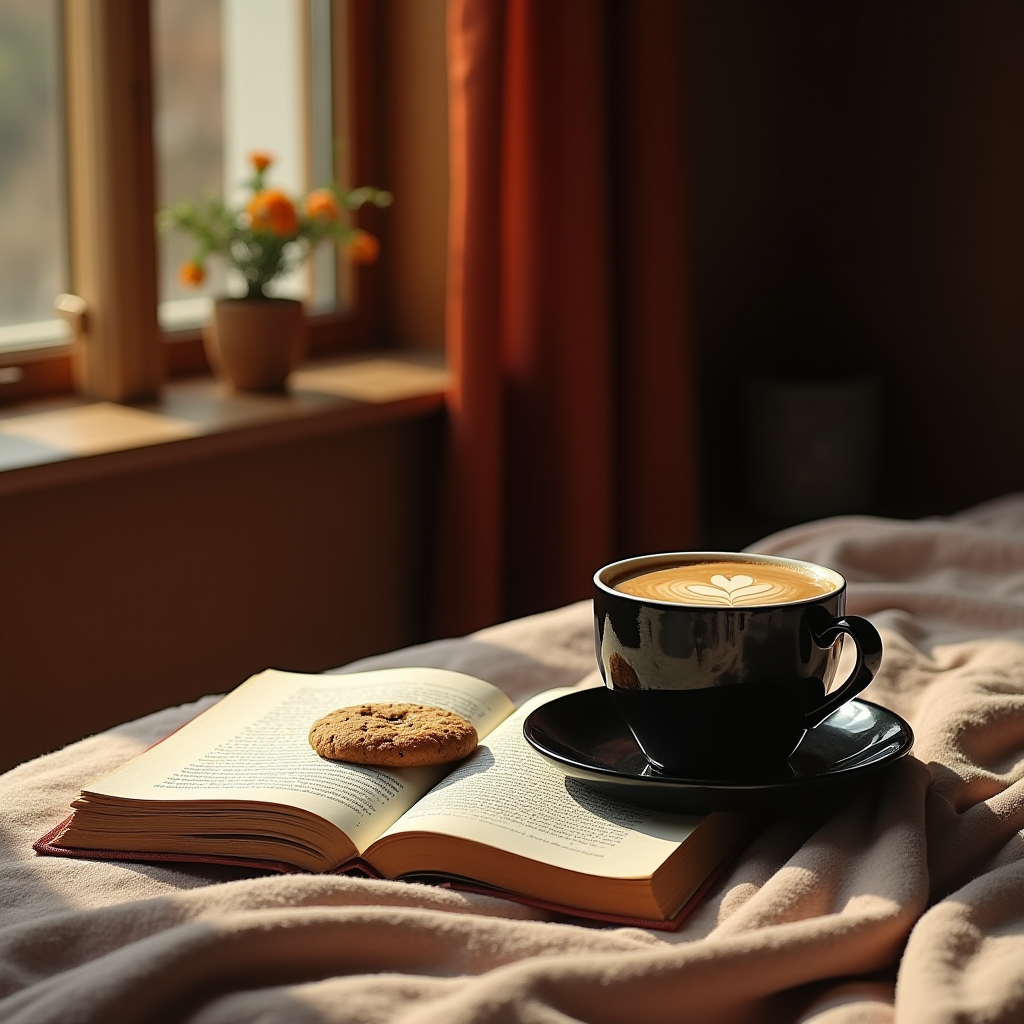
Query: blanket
4,496,1024,1023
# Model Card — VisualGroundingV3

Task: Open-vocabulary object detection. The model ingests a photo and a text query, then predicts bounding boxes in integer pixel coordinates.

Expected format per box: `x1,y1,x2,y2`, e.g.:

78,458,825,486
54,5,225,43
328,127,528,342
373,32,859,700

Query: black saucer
522,688,914,813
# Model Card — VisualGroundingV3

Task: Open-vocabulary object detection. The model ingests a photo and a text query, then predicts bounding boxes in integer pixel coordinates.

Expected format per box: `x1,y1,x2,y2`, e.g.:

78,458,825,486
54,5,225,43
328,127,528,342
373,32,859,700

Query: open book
35,668,755,929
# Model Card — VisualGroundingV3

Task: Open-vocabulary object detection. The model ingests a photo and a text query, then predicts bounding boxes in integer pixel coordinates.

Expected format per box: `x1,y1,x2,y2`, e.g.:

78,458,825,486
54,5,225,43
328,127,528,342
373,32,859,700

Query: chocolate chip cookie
308,702,479,767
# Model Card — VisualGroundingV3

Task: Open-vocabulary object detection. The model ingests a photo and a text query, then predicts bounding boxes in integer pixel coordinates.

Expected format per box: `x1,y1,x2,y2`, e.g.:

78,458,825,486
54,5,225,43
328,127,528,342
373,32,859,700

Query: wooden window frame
0,0,388,406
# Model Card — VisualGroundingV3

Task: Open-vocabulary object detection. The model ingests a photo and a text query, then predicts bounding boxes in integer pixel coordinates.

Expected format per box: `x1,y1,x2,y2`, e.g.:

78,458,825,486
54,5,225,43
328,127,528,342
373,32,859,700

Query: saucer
522,688,914,813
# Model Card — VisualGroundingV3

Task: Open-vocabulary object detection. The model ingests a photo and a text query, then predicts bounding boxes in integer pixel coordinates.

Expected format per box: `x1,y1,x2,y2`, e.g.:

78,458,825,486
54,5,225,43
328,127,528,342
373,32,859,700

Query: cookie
308,703,479,767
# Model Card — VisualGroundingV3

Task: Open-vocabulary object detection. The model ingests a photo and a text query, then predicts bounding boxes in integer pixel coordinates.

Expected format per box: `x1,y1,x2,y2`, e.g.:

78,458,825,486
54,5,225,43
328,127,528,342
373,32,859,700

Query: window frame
0,0,388,406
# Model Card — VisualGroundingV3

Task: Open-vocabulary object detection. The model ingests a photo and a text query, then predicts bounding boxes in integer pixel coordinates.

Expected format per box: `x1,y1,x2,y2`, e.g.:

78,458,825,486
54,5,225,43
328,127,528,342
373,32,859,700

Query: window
0,0,384,404
154,0,345,329
152,0,226,325
0,0,69,353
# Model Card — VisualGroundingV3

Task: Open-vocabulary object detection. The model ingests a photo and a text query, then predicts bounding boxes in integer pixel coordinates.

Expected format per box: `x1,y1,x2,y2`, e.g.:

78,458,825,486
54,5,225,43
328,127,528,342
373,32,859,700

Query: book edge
425,845,735,931
33,815,740,930
33,816,313,875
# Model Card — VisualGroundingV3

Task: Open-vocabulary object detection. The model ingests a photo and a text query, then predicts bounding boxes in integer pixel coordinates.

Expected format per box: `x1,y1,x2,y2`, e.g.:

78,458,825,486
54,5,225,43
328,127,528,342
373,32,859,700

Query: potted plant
158,150,392,392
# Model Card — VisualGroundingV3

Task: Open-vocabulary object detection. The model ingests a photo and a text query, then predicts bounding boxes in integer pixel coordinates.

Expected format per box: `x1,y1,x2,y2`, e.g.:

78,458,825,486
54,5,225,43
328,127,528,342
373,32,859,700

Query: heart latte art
613,561,837,607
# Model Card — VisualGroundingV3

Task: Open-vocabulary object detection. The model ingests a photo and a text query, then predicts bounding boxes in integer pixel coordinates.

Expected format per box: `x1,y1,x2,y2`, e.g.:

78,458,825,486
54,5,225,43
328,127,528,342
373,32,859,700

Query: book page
82,668,515,853
376,689,705,878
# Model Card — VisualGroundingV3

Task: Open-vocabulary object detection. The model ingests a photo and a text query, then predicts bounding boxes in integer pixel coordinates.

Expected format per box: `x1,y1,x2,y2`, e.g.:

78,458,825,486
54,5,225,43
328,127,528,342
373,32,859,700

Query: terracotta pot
203,297,307,393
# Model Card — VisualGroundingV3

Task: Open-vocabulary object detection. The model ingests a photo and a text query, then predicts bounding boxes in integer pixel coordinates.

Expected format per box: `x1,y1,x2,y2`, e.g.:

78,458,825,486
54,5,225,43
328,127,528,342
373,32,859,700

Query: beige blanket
4,497,1024,1023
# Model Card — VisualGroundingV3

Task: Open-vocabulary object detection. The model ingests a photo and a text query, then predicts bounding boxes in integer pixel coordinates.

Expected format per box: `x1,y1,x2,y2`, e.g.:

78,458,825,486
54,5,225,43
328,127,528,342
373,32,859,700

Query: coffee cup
593,551,882,777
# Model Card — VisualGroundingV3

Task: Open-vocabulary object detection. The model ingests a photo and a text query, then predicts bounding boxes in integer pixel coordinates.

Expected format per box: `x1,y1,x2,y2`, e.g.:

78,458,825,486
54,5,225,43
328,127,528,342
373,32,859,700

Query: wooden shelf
0,353,449,496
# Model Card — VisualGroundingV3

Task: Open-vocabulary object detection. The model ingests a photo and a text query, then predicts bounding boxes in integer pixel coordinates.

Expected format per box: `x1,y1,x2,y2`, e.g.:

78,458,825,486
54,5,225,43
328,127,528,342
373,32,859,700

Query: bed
4,496,1024,1023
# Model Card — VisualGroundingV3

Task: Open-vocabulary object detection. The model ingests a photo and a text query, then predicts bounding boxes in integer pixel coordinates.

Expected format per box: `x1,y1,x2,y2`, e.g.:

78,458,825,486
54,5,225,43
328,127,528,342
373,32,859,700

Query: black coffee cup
593,552,883,777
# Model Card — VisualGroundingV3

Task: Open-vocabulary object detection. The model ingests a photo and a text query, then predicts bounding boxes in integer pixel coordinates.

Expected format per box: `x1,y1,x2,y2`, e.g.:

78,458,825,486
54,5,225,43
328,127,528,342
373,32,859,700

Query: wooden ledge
0,354,449,496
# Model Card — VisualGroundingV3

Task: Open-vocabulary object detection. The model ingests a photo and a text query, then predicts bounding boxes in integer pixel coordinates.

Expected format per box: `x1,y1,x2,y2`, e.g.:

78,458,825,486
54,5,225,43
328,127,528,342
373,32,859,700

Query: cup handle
805,615,883,729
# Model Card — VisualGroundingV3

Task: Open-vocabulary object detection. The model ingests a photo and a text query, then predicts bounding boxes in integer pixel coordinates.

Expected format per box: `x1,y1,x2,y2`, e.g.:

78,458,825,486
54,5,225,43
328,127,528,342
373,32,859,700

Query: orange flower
178,260,205,287
249,150,273,173
304,188,341,223
247,189,298,236
345,229,380,265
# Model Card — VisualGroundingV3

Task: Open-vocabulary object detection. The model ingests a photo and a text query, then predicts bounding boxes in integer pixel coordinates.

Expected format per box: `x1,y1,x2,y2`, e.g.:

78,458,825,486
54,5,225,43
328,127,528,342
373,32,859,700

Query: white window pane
222,0,306,301
153,0,226,320
222,0,304,207
154,0,337,329
0,0,69,345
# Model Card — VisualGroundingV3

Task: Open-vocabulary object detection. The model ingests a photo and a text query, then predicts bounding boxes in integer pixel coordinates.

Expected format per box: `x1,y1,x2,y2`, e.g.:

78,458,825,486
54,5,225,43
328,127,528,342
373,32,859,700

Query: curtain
436,0,699,637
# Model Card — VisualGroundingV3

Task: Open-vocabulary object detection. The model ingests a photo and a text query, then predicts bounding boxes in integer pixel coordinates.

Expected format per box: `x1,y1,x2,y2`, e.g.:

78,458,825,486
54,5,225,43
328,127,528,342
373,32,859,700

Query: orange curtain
436,0,699,637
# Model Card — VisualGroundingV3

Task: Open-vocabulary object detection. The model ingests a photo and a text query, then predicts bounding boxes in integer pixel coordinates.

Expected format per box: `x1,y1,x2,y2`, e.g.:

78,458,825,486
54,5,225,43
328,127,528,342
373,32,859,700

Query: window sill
0,352,449,496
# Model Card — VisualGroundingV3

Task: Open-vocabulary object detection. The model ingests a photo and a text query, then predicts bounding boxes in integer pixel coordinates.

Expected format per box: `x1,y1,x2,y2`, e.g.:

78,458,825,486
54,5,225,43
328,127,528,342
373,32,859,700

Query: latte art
613,560,837,607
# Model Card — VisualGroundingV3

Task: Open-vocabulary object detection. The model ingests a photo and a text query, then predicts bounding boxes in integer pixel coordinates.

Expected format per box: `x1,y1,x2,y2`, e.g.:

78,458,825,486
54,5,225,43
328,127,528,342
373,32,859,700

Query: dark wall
0,415,442,773
687,1,1024,544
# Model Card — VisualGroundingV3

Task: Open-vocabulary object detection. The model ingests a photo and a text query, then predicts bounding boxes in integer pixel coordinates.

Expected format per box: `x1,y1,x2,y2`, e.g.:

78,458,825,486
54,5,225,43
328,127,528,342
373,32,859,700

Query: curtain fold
436,0,700,637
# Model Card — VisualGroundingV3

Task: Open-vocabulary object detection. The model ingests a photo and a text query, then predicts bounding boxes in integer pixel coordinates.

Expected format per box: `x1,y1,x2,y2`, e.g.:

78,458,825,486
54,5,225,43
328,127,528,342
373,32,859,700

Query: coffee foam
613,560,836,607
